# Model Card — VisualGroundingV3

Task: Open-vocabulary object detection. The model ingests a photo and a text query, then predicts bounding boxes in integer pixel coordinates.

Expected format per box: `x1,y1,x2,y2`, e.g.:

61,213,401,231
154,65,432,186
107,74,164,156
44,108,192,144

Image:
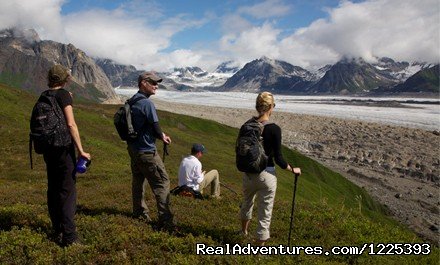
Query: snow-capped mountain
308,57,400,94
95,55,437,96
165,63,238,88
217,56,316,93
374,64,440,95
312,64,332,79
372,57,432,82
214,60,240,74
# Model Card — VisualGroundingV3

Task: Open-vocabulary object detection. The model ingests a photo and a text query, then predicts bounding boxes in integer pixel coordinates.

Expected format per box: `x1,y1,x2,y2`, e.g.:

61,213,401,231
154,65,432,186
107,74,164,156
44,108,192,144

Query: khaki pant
199,169,220,197
128,146,173,225
240,169,277,241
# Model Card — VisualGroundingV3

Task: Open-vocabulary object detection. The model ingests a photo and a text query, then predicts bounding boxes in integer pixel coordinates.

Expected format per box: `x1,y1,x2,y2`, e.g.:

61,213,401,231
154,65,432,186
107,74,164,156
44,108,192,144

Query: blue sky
1,0,438,71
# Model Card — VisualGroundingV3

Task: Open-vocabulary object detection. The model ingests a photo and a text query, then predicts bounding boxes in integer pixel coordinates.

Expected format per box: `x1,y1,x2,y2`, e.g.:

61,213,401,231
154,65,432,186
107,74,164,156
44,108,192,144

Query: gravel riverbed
153,98,439,243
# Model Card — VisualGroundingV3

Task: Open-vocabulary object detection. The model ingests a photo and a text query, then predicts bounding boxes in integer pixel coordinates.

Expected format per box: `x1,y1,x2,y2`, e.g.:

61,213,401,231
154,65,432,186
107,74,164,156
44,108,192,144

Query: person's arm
192,161,204,184
63,105,91,160
272,125,301,174
146,101,171,145
152,122,171,144
271,125,288,169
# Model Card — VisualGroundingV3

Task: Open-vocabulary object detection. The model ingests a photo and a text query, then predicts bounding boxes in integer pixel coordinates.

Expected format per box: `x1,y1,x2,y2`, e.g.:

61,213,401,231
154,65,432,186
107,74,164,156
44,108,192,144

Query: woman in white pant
239,92,301,246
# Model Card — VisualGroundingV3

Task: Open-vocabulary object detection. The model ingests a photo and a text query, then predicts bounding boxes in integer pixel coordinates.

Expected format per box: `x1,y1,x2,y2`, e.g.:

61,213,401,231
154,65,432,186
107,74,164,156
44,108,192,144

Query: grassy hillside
0,84,437,264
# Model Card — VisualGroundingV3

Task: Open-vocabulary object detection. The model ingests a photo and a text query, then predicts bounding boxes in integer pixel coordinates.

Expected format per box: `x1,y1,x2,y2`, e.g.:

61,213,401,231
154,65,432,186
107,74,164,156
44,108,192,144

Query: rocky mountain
96,59,199,91
97,59,238,90
308,58,400,94
67,46,439,97
0,28,119,103
214,61,240,74
379,64,440,95
98,54,437,96
313,64,332,79
218,56,316,93
372,57,430,82
95,58,140,88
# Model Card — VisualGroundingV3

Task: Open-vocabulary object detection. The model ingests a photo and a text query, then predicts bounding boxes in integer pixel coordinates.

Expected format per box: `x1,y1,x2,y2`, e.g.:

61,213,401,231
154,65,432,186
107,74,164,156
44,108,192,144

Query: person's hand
80,151,91,161
162,133,171,144
292,167,301,176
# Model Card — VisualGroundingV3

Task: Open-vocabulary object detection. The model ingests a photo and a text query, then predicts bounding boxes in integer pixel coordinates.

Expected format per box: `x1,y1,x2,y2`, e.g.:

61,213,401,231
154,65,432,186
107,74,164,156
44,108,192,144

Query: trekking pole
219,182,238,196
163,142,169,162
288,172,300,246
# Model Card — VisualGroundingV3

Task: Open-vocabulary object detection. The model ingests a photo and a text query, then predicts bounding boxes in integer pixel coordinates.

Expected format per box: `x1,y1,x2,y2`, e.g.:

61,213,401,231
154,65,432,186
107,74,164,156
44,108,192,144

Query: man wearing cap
127,72,174,229
178,143,221,198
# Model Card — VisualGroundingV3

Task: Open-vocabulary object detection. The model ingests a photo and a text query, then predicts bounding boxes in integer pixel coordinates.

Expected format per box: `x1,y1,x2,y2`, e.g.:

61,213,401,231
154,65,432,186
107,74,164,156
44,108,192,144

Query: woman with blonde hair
239,91,301,246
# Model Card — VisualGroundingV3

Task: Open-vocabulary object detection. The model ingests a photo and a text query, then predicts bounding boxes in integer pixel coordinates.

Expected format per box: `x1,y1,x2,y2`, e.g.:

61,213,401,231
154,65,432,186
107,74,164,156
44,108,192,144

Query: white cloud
168,49,202,68
0,0,65,38
278,0,440,67
0,0,438,72
221,13,254,35
219,23,281,65
237,0,292,19
0,0,210,71
62,9,169,69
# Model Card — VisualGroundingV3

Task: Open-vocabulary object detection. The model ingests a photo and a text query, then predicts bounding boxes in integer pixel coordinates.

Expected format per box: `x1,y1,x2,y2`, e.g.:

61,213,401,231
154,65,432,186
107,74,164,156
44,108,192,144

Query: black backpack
170,185,204,200
29,90,72,168
113,96,145,141
235,117,268,173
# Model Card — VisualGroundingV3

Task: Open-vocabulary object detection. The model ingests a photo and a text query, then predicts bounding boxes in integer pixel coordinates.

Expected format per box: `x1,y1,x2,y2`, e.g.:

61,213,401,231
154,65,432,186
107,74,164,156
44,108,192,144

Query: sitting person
178,143,221,199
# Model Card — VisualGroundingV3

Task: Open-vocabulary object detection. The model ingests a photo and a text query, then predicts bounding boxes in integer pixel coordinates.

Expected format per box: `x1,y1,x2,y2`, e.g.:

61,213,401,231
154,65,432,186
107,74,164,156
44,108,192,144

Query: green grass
0,71,27,89
0,83,438,264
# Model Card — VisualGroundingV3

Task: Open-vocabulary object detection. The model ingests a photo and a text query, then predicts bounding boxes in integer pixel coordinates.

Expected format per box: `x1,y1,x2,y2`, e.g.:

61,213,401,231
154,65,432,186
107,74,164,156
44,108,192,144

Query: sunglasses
144,79,158,86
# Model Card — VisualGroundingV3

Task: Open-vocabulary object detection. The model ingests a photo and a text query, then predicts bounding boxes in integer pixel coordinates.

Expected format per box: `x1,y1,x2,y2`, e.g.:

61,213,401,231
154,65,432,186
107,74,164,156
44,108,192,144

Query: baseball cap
138,72,163,84
48,64,70,83
191,143,206,154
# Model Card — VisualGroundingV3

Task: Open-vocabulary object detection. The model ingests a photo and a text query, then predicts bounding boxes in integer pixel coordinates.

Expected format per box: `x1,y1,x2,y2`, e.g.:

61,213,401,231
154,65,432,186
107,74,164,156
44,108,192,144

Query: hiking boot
134,213,153,223
139,214,153,223
237,230,248,238
49,231,63,246
61,232,81,248
61,237,83,248
155,222,183,235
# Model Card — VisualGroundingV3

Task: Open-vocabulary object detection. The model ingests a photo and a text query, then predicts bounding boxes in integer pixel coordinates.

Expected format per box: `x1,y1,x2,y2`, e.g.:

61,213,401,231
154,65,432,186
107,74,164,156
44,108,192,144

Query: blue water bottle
76,156,91,173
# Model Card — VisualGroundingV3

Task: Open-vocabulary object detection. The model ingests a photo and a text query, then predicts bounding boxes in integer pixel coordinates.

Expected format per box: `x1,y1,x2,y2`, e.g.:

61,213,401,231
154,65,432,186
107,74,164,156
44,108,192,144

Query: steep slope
0,28,119,103
0,84,437,264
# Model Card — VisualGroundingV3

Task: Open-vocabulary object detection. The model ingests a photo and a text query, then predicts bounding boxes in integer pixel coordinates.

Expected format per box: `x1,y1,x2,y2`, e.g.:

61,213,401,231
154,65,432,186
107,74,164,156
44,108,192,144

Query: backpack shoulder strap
125,95,148,135
29,135,33,169
40,89,65,119
124,95,147,138
128,94,147,106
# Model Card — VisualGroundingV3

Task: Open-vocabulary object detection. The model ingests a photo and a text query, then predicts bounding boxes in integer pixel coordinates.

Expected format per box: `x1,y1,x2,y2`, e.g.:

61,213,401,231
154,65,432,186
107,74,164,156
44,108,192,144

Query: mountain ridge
103,56,437,96
2,28,436,97
0,28,119,103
